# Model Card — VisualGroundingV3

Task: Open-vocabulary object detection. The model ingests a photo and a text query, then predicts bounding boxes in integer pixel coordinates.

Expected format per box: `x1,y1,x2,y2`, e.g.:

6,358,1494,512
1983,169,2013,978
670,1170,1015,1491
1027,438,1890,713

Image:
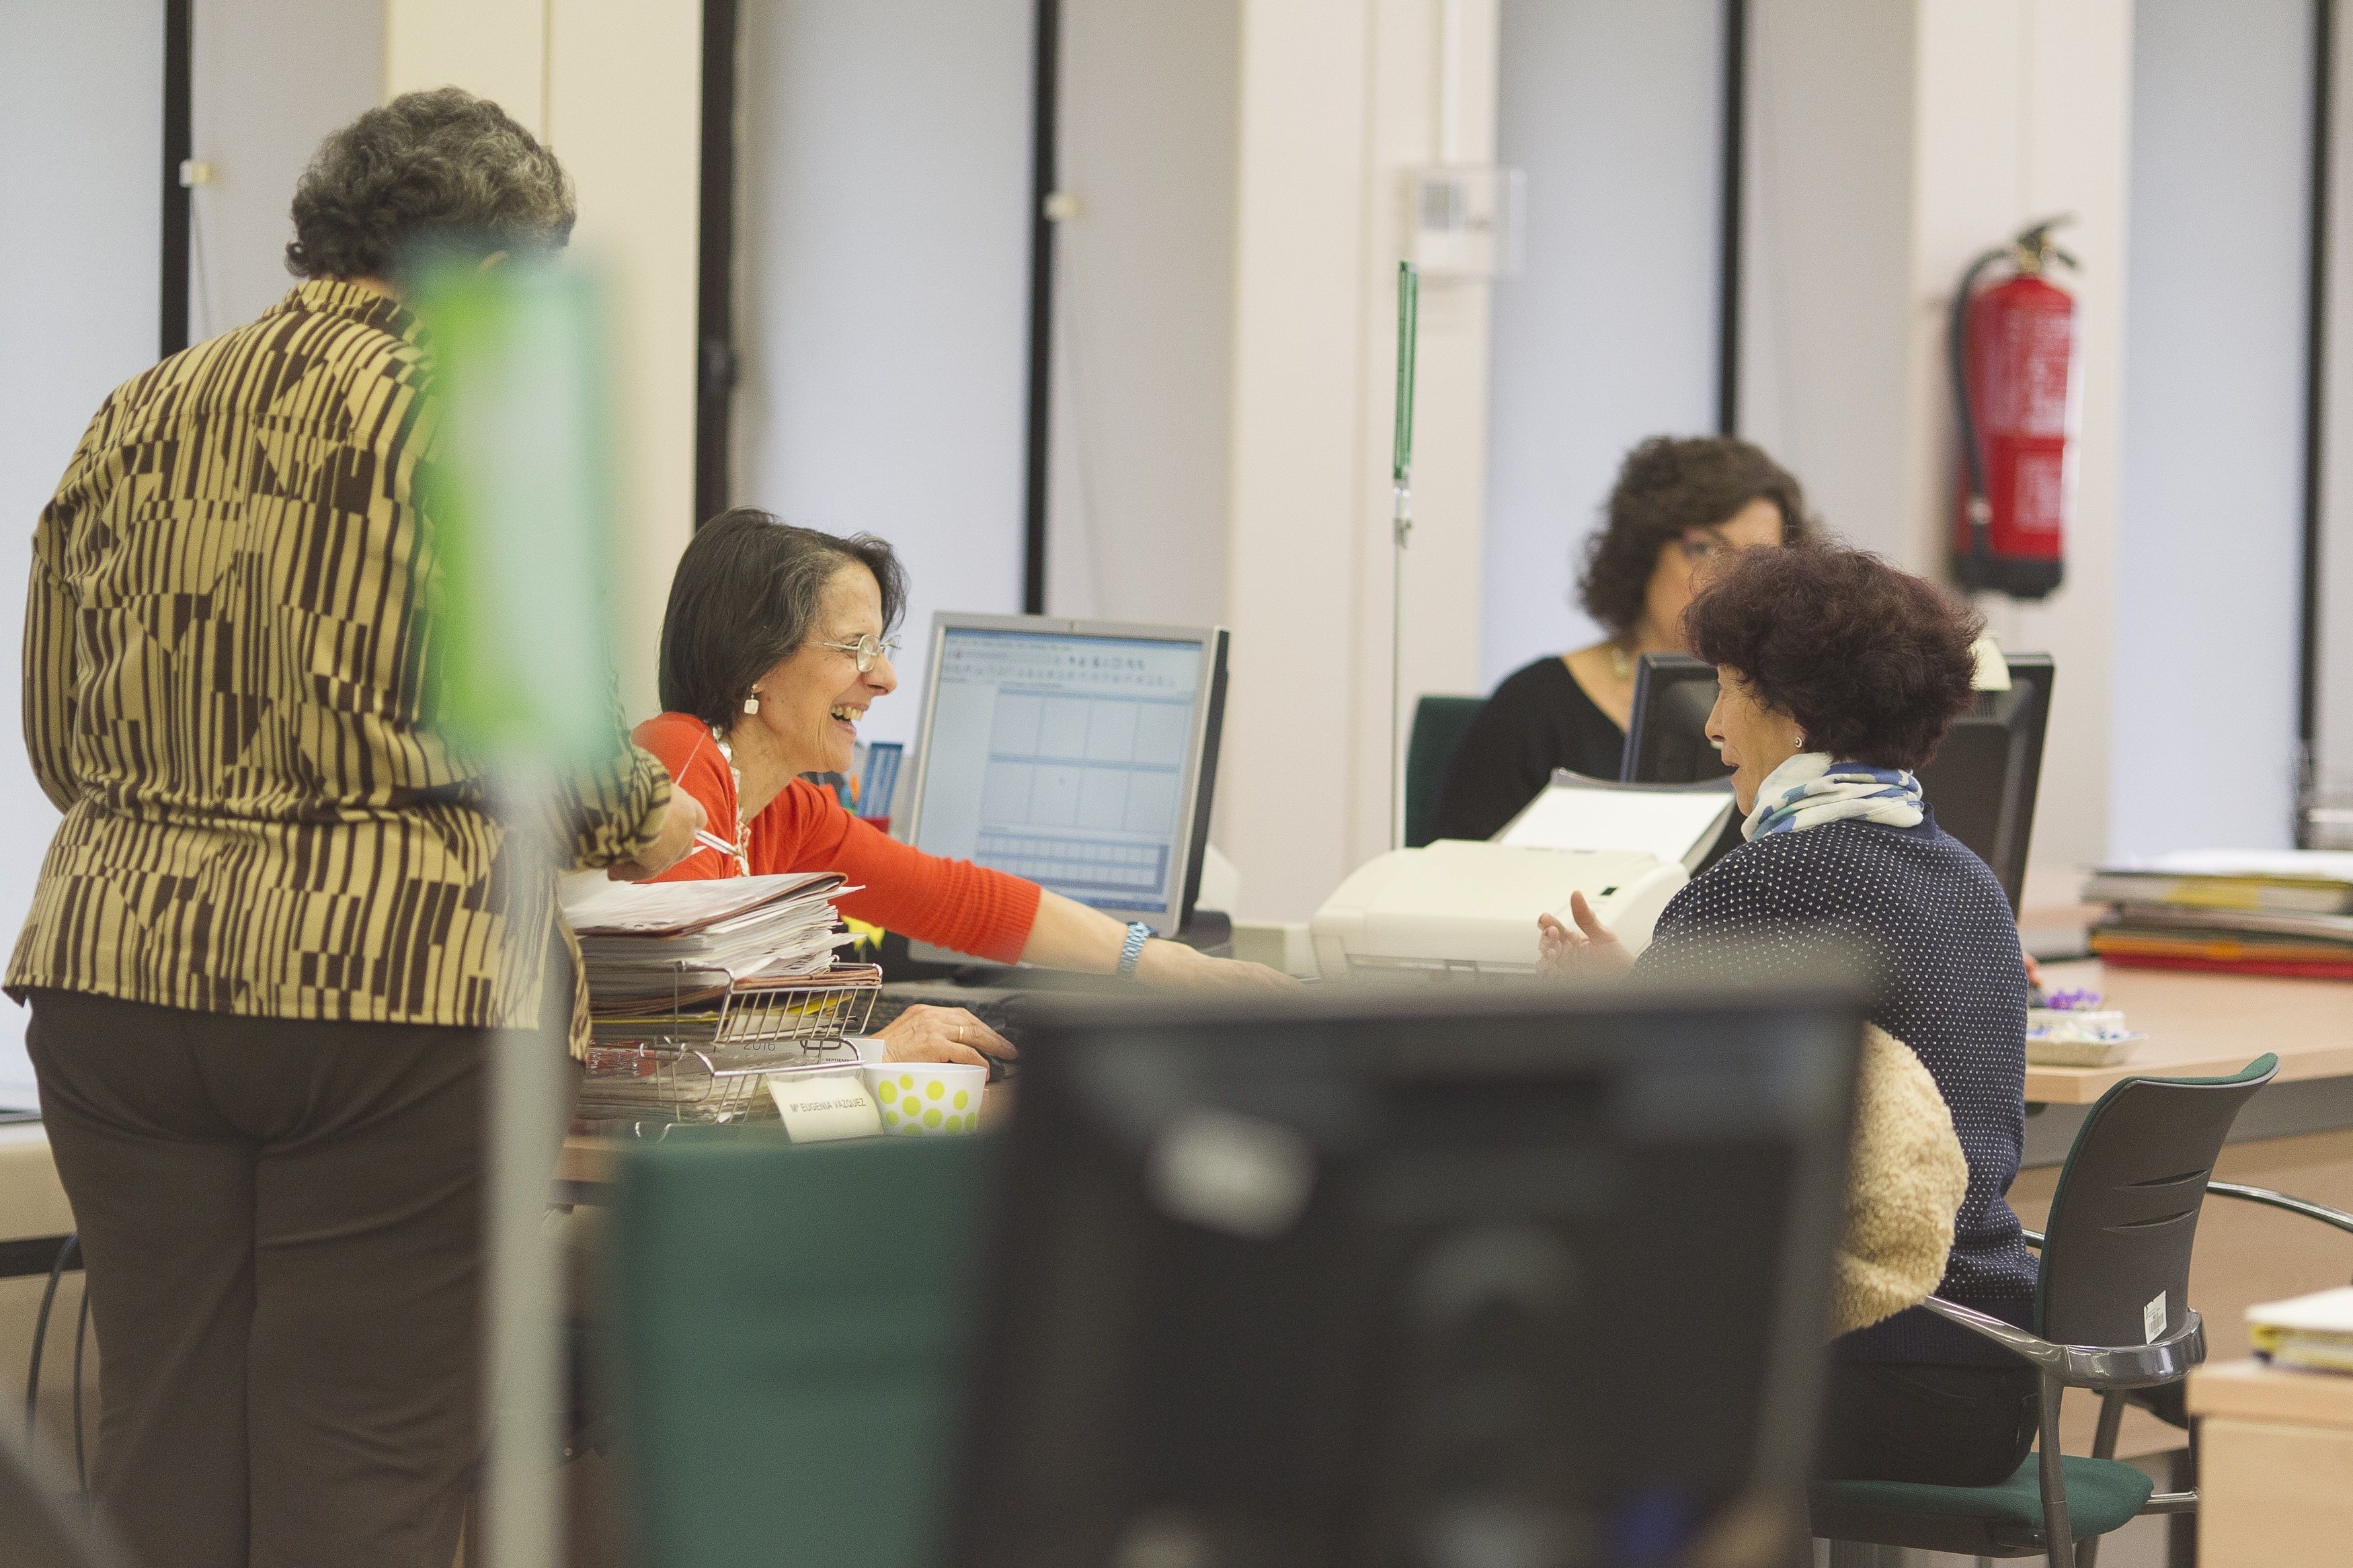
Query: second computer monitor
898,614,1228,960
1624,652,2054,912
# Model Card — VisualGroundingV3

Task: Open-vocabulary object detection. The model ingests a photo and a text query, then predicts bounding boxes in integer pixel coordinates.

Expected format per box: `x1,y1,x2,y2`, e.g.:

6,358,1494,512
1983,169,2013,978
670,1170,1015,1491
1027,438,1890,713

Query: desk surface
2190,1359,2353,1429
2024,960,2353,1105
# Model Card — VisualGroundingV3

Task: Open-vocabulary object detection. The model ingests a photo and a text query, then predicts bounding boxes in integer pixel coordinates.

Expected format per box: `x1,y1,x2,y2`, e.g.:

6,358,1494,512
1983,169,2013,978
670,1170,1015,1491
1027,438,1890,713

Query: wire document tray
579,964,881,1128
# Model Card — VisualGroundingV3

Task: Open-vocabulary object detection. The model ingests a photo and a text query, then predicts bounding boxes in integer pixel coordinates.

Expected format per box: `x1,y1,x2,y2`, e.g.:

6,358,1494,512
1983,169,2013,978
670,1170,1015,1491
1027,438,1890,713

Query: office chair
1403,694,1484,848
1810,1054,2278,1568
604,1130,996,1568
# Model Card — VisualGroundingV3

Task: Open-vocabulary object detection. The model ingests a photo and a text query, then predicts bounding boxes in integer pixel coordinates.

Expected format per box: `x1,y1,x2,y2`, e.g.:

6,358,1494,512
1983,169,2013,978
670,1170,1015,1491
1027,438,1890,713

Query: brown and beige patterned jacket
8,280,669,1050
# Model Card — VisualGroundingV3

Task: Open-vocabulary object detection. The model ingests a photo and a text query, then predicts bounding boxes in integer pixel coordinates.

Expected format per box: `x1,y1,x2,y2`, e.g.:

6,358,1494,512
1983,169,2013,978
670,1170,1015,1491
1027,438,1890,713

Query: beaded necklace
707,723,754,876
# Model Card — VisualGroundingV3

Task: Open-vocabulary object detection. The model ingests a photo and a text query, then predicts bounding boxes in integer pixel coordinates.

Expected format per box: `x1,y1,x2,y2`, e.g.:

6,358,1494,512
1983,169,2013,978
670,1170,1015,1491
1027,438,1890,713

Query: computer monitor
898,614,1228,960
947,982,1865,1568
1623,652,2055,912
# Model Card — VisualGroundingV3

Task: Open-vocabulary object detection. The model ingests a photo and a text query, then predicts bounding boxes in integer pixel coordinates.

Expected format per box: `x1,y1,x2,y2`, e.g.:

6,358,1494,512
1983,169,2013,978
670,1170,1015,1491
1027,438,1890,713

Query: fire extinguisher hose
1948,245,2009,566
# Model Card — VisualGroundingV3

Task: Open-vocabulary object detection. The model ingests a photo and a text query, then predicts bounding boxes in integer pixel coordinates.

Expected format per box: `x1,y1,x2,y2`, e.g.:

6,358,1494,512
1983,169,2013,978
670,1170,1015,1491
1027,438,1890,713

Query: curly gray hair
285,87,574,281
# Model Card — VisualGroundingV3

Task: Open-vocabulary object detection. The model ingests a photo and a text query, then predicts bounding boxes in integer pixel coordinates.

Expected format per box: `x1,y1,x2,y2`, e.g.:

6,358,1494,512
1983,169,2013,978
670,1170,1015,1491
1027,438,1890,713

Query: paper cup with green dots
859,1061,987,1136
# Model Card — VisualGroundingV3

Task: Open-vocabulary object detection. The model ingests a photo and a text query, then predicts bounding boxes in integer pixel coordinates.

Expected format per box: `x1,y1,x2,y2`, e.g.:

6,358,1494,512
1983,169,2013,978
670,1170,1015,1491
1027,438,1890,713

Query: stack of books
2251,1286,2353,1373
560,872,859,1005
2083,850,2353,979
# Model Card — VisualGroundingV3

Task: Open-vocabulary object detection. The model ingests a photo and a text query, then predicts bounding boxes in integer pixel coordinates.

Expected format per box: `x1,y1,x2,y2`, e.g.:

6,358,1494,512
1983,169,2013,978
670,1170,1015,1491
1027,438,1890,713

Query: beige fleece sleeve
1829,1024,1971,1339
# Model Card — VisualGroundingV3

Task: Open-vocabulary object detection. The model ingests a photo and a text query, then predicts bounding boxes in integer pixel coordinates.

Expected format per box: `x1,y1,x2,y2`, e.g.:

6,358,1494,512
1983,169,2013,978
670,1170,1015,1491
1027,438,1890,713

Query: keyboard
861,989,1027,1081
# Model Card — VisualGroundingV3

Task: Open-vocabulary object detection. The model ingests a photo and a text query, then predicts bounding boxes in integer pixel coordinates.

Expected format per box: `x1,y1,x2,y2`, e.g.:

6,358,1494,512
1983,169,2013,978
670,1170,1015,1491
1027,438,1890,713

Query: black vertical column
1715,0,1748,437
1021,0,1062,615
694,0,742,530
2301,0,2337,843
161,0,192,360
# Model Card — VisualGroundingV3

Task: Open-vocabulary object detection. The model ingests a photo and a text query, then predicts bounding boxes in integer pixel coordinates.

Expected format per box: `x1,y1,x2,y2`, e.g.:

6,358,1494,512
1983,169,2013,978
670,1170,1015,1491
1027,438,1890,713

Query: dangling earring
743,692,761,716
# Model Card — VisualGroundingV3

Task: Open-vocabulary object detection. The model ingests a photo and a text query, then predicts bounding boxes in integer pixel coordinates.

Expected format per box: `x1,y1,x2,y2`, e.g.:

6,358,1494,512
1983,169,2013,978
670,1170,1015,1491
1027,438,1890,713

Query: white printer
1310,772,1734,980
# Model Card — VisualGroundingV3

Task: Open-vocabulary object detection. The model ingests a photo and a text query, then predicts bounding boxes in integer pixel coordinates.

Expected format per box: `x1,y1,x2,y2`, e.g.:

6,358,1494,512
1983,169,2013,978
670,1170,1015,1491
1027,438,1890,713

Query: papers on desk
2085,850,2353,979
1495,770,1734,872
2251,1286,2353,1374
561,872,859,999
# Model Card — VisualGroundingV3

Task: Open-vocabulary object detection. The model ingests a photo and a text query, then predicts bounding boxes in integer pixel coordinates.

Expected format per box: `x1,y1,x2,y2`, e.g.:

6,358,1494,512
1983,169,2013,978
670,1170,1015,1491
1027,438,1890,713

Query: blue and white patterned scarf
1741,752,1925,841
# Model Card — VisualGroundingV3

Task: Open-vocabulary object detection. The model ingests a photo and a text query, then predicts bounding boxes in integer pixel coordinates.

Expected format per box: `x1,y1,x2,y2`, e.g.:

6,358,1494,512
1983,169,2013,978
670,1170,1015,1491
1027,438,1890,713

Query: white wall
1043,0,1238,632
734,0,1034,751
189,0,381,340
1738,0,1916,564
0,1,164,1104
2319,3,2353,796
386,0,705,724
1480,0,1722,688
2113,0,2310,858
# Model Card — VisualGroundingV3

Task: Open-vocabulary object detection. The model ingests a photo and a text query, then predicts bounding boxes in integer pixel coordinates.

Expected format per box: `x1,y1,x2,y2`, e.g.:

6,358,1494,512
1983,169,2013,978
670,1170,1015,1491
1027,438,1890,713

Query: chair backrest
2035,1055,2277,1350
607,1129,996,1568
1404,694,1486,848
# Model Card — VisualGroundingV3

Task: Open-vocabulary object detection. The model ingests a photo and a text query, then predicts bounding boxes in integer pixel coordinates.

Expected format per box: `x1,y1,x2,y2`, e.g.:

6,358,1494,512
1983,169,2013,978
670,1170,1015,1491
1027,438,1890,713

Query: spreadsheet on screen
913,628,1204,913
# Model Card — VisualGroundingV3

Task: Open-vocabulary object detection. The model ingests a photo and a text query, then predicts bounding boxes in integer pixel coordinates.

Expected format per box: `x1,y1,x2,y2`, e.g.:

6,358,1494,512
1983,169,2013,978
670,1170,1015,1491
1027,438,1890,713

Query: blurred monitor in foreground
1623,653,2053,911
949,983,1865,1568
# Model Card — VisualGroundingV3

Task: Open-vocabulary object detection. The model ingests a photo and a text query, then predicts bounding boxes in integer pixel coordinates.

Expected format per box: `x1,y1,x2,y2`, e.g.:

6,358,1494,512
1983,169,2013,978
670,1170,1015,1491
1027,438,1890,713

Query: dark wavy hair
658,509,909,729
285,88,574,280
1682,542,1983,771
1578,436,1810,637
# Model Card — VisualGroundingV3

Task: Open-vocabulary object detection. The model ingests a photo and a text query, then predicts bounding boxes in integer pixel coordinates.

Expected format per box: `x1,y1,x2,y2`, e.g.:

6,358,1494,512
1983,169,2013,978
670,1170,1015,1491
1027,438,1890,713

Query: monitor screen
1624,652,2055,911
907,620,1222,933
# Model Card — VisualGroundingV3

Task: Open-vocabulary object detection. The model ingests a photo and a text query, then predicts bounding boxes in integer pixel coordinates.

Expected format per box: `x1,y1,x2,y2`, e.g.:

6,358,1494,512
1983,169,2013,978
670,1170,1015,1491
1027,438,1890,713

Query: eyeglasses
809,632,901,673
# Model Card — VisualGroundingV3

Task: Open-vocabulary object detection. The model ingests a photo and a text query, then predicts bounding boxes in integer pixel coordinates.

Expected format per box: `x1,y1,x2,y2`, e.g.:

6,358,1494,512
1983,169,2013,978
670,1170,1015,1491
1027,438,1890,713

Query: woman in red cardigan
636,509,1292,1066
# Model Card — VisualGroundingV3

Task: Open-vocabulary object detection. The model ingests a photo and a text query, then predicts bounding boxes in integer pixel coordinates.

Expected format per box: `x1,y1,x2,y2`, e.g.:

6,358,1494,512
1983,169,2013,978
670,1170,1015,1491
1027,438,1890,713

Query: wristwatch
1117,921,1153,979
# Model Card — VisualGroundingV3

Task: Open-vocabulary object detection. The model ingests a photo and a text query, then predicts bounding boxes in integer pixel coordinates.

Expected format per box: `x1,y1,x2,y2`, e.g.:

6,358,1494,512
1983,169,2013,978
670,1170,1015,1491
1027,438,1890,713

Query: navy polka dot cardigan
1635,808,2040,1364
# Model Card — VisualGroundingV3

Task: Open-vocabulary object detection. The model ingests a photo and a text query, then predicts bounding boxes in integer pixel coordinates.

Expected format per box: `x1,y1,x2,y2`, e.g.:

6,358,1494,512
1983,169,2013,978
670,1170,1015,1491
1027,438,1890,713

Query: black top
1429,657,1626,841
1634,809,2038,1365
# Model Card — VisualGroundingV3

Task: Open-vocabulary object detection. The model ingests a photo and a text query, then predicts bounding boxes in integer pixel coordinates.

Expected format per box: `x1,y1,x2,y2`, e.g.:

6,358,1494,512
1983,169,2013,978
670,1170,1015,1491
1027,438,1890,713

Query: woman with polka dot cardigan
1540,541,2039,1489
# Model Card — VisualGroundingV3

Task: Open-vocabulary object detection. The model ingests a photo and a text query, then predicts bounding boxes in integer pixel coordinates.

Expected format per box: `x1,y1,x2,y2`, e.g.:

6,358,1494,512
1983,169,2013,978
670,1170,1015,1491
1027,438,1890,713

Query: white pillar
1222,0,1499,921
383,0,702,723
1741,0,2132,893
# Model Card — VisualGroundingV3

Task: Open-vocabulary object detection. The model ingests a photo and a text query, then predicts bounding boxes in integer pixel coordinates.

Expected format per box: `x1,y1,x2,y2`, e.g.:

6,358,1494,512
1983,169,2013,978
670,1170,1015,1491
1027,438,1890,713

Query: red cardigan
632,712,1041,965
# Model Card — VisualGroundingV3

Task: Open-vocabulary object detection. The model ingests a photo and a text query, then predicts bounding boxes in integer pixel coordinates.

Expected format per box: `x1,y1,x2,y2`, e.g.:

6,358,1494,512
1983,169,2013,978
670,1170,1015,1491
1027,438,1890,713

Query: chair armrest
2020,1227,2044,1249
2206,1182,2353,1236
1918,1296,2206,1391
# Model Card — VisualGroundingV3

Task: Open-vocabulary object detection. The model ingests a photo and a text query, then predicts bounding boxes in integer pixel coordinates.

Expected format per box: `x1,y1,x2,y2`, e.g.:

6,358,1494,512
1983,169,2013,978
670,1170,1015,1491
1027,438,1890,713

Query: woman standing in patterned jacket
7,90,701,1568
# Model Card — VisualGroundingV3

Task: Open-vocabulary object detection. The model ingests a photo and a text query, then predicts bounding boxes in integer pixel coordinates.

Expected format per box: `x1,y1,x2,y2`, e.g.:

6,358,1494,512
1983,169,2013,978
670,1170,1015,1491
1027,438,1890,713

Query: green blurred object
1404,694,1484,848
1392,259,1418,486
411,259,621,764
606,1131,996,1568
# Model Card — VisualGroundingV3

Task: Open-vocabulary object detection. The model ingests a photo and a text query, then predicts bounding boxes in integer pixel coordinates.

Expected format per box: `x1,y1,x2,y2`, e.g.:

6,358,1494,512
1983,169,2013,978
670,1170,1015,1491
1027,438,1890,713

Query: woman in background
635,510,1293,1067
1429,435,1808,839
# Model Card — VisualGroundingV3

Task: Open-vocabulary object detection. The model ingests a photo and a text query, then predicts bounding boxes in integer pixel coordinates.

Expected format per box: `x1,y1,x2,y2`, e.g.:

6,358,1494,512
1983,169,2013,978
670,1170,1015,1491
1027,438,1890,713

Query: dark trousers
1816,1359,2042,1486
26,989,513,1568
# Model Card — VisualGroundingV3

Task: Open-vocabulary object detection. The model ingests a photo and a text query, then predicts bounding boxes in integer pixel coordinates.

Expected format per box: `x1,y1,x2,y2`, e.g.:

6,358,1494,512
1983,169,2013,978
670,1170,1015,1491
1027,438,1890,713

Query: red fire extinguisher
1951,217,2079,599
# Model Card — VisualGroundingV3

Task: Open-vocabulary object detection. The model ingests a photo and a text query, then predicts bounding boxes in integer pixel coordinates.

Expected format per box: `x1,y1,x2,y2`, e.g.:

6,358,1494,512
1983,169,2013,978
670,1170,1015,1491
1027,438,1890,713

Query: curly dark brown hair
1682,542,1984,771
285,88,574,280
1578,436,1810,636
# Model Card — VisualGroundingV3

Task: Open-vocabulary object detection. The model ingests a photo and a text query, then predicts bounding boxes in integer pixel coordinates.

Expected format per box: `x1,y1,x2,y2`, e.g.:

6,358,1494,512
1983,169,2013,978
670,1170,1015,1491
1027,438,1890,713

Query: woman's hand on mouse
878,1004,1016,1068
1536,892,1633,977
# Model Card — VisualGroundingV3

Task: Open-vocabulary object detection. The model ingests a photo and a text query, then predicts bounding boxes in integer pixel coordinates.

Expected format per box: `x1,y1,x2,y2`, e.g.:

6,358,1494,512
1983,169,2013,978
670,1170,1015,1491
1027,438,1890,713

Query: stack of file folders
2083,850,2353,979
560,872,859,1006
